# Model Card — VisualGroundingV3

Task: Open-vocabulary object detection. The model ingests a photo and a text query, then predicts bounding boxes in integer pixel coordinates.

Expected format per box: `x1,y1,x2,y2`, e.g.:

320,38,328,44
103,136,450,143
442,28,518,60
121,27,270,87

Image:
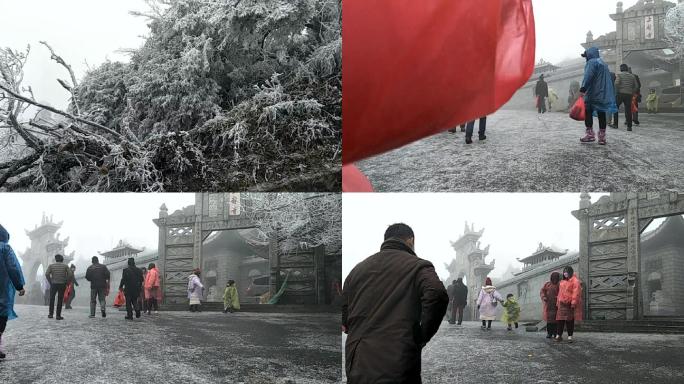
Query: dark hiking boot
478,135,487,141
135,311,141,318
465,137,473,144
124,316,133,320
48,314,53,319
515,322,519,329
627,126,632,131
507,326,512,331
102,310,106,318
580,129,595,143
89,314,95,318
56,316,63,321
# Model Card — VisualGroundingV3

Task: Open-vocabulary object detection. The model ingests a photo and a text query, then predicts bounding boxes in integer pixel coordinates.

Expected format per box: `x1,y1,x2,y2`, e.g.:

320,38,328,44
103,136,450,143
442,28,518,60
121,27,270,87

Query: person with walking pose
477,277,503,330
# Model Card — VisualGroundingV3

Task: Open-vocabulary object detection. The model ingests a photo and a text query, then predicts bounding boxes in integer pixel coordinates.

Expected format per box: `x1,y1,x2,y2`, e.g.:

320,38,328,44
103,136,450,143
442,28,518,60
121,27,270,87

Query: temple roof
641,215,684,247
99,240,143,258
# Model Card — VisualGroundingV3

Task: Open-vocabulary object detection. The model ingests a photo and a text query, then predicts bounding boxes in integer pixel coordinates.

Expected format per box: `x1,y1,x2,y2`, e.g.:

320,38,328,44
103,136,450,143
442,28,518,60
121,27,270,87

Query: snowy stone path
358,110,684,192
0,305,341,384
342,321,684,383
420,321,684,383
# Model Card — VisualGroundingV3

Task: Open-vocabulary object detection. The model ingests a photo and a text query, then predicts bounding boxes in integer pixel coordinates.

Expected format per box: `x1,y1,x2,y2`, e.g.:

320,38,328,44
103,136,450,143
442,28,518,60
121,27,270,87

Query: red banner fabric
343,0,536,164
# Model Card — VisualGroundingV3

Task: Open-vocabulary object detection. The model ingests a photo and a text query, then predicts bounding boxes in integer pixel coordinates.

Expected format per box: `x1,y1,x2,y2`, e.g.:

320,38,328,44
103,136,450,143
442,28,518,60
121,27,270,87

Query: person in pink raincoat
476,277,504,330
555,266,583,343
144,263,162,314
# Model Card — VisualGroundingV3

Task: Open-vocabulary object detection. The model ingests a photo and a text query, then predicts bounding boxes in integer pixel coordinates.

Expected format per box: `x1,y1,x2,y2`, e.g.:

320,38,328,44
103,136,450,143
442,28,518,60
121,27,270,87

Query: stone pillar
577,210,590,320
157,205,168,304
615,4,624,71
625,193,641,320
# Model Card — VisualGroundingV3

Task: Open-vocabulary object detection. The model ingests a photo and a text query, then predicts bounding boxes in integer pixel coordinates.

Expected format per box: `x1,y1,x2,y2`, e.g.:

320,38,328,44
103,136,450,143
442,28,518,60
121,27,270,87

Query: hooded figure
579,47,618,144
540,271,560,339
501,294,521,330
187,269,204,312
476,277,503,330
0,225,26,359
223,280,240,313
555,266,583,342
119,257,143,320
144,263,162,314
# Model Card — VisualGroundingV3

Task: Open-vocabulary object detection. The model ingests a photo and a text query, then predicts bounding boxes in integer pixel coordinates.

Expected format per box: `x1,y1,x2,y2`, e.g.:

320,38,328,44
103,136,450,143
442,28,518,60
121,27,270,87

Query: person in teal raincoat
0,224,26,359
579,47,618,145
501,293,521,331
223,280,240,313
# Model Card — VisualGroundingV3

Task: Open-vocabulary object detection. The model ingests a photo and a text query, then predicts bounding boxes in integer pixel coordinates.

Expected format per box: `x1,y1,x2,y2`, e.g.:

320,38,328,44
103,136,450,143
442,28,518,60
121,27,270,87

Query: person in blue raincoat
0,224,26,359
579,47,618,145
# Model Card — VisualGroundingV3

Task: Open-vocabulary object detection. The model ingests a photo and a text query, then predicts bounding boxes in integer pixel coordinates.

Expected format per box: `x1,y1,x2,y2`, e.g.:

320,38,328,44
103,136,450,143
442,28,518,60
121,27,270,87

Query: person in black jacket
85,256,110,318
119,257,143,320
342,223,448,384
535,74,549,114
447,278,468,325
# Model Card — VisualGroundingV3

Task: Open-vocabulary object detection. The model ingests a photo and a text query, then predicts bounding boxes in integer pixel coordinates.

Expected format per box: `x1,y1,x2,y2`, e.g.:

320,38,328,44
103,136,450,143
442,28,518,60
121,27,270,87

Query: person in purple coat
477,277,503,330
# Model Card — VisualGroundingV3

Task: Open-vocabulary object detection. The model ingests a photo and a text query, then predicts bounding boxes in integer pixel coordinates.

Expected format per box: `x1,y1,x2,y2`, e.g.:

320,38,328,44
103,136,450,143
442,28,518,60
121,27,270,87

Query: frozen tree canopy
665,2,684,57
0,0,341,191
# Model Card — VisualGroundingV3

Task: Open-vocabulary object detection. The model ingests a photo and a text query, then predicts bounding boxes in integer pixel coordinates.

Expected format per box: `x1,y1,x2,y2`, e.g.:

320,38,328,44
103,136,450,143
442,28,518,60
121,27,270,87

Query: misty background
0,193,194,272
342,193,607,281
0,0,150,110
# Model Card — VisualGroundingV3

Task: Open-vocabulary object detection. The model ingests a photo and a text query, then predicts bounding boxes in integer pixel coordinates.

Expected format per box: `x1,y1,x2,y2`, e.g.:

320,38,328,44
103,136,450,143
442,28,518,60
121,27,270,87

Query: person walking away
464,116,487,144
451,278,468,325
477,277,503,330
85,256,110,318
0,224,26,359
188,269,204,312
646,89,659,114
342,223,448,384
501,293,521,331
556,266,583,343
144,263,162,314
223,280,240,313
45,254,73,320
535,74,549,113
64,264,78,310
614,64,639,131
119,257,143,320
629,67,641,126
608,71,618,128
579,47,618,145
540,271,560,339
446,280,456,324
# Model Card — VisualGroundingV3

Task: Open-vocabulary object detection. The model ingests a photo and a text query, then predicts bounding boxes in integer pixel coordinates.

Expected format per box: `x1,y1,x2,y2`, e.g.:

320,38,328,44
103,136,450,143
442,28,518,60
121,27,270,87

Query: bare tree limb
39,41,81,115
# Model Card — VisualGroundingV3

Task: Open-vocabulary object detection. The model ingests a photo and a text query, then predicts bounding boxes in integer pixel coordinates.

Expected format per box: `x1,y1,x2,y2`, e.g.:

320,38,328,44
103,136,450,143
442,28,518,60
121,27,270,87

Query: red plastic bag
113,290,125,308
343,0,536,165
631,96,638,113
63,283,73,302
569,96,586,121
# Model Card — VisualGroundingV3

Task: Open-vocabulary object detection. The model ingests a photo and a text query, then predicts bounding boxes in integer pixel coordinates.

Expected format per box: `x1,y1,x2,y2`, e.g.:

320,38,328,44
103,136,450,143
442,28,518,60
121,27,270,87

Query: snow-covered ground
1,305,341,384
358,110,684,192
343,321,684,383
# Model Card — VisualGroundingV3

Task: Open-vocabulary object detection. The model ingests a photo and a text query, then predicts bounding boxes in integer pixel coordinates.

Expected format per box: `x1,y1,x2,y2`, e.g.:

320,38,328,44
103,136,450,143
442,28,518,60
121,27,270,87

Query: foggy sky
532,0,629,64
0,193,194,272
343,193,607,281
0,0,150,109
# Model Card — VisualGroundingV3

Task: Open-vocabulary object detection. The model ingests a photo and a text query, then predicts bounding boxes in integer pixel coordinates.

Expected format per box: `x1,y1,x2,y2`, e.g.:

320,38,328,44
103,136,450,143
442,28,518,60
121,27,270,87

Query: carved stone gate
154,193,335,305
573,191,684,320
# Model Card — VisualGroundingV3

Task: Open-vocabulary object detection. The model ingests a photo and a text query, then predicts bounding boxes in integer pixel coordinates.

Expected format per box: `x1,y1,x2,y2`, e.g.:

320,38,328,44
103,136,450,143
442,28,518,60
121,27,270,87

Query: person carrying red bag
578,47,618,145
342,0,536,192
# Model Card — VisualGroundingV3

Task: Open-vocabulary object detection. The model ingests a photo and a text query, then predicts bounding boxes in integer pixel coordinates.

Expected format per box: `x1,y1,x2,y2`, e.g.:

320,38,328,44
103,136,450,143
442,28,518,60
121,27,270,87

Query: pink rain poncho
144,267,162,302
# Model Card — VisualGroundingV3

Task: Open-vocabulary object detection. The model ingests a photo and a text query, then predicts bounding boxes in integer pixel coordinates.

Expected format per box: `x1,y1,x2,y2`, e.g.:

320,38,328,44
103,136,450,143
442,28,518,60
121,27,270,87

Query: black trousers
147,297,159,311
0,316,7,333
465,117,487,139
584,104,607,130
538,96,547,113
616,93,633,128
481,319,492,328
547,322,557,337
557,320,575,337
49,283,66,317
452,305,465,325
125,291,141,318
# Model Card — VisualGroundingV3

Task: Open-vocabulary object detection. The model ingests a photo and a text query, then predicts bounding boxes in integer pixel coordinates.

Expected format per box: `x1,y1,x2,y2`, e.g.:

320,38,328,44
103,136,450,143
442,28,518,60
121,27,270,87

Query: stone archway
574,191,684,320
154,193,334,306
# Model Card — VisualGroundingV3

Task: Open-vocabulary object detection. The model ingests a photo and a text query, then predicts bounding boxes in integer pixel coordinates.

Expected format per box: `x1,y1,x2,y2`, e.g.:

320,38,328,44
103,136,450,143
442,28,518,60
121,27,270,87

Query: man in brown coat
342,223,448,383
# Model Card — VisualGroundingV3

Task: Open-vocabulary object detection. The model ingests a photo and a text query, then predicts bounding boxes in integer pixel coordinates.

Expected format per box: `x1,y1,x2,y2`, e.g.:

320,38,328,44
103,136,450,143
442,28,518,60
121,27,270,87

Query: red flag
343,0,536,165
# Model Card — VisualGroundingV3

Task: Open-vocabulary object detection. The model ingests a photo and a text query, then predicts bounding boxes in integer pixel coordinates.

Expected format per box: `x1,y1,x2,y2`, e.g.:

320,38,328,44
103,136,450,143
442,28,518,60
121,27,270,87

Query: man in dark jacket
45,254,73,320
119,257,143,320
342,223,448,383
85,256,110,318
614,63,638,131
447,278,468,325
629,67,641,126
535,74,549,113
